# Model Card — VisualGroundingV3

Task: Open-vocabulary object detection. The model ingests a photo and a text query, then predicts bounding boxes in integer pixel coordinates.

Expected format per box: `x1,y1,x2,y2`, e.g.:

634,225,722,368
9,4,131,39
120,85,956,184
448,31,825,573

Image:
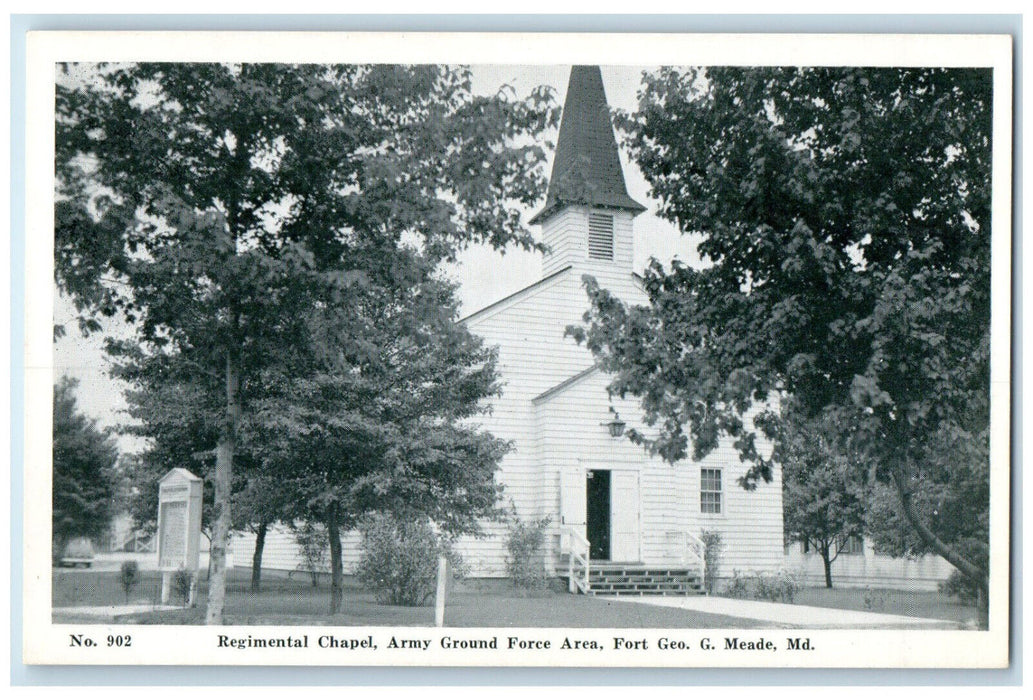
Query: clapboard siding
447,209,657,576
534,368,785,575
697,445,786,573
541,208,637,275
785,543,954,591
459,266,592,575
230,189,787,581
542,208,585,276
232,525,362,575
454,203,781,577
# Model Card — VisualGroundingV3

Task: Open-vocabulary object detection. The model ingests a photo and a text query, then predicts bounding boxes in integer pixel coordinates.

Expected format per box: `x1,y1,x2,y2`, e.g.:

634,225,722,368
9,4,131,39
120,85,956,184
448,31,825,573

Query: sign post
434,555,448,627
157,469,203,606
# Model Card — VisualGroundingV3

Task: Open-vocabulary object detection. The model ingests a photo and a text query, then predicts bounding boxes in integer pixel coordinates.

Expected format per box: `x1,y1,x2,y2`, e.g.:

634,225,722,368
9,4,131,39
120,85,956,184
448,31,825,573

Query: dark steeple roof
529,65,646,225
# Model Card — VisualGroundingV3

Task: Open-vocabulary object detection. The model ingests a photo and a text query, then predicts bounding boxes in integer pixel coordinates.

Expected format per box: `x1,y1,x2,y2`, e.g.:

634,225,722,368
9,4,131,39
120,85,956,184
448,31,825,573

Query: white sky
53,65,701,437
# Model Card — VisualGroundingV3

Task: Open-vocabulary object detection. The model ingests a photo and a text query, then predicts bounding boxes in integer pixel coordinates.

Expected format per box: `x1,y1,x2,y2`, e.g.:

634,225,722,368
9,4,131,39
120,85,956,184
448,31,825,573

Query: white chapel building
233,66,787,589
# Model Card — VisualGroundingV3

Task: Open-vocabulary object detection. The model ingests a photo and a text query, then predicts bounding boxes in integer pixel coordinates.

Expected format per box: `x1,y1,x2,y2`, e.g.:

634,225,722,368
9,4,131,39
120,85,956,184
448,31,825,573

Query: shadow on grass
54,567,768,628
53,568,166,607
789,586,980,628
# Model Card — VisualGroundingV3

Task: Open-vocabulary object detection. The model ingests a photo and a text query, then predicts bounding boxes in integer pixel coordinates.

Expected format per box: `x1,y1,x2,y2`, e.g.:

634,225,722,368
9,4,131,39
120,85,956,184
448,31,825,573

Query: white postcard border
21,30,1014,669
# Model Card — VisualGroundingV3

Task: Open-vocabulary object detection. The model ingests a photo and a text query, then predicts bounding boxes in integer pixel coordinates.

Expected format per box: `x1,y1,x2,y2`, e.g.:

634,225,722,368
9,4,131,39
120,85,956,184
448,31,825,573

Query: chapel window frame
700,467,723,515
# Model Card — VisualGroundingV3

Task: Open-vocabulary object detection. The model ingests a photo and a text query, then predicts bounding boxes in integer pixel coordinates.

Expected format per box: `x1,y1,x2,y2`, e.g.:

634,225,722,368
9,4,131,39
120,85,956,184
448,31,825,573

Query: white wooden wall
534,369,785,575
233,205,786,580
784,542,955,591
231,525,362,576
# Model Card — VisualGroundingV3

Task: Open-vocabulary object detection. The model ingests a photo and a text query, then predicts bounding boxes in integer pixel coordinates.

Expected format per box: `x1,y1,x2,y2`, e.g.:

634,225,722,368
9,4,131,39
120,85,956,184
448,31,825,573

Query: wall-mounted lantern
602,412,626,438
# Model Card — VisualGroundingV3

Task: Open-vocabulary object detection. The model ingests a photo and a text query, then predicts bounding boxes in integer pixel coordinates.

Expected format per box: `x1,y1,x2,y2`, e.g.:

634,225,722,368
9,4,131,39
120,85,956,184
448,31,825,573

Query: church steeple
530,65,645,226
535,66,644,279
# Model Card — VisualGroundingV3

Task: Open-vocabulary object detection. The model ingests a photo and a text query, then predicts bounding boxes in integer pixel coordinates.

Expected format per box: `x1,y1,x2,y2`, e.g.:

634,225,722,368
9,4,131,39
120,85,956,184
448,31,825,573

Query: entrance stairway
567,562,705,596
560,527,707,596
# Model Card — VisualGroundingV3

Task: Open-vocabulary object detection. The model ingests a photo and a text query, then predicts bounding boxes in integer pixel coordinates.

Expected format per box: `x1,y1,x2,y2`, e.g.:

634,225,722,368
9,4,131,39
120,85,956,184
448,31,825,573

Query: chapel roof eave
531,365,599,405
528,196,646,226
458,264,573,325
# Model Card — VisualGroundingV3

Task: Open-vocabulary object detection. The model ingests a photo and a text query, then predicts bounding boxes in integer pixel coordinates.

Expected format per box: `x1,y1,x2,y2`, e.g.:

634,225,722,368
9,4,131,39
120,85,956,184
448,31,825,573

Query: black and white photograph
21,31,1012,668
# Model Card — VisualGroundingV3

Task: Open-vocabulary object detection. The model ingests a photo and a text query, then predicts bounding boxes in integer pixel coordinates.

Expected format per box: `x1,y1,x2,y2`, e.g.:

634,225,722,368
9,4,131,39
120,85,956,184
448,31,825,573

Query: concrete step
590,582,701,589
587,578,698,582
565,562,705,596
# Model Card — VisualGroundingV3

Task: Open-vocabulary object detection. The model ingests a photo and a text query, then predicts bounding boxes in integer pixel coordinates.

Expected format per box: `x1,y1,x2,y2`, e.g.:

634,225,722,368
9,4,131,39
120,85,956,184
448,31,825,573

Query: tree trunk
53,533,68,567
203,531,212,581
819,542,834,588
251,519,269,593
326,507,344,615
205,353,240,625
977,583,988,629
891,464,987,586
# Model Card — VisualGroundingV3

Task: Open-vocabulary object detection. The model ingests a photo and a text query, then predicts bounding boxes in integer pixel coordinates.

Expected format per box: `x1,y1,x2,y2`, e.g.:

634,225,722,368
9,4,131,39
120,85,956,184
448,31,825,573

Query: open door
560,466,586,535
610,470,641,562
586,470,611,560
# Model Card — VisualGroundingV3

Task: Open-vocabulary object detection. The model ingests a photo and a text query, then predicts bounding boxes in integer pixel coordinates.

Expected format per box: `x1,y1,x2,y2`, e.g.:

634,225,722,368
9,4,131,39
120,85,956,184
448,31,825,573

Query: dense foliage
356,513,462,606
52,377,118,557
776,405,867,588
242,266,511,612
504,513,552,590
291,521,330,587
56,63,558,621
119,560,140,603
572,67,992,590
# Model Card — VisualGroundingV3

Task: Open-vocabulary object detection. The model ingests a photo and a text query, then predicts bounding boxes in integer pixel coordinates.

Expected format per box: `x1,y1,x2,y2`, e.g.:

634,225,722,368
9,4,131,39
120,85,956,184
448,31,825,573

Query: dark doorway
586,469,611,561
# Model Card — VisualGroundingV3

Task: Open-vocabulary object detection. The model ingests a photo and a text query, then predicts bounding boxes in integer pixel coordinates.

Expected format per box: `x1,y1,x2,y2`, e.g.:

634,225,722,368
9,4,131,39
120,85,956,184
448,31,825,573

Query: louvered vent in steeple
587,211,614,260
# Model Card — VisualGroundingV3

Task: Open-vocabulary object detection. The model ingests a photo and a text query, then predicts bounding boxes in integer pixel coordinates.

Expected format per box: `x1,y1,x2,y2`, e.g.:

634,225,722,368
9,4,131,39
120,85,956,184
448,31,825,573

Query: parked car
58,538,95,568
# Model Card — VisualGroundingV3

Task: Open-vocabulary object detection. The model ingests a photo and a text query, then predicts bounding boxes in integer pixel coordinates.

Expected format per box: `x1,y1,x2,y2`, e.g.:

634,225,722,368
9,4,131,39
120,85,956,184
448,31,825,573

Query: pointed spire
530,65,646,225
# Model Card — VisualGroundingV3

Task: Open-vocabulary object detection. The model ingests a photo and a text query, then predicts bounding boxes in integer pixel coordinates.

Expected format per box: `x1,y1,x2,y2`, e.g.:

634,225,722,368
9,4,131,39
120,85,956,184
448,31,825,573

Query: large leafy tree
775,405,866,588
116,355,222,538
117,360,288,590
247,271,508,614
571,67,992,594
55,63,557,623
52,377,118,558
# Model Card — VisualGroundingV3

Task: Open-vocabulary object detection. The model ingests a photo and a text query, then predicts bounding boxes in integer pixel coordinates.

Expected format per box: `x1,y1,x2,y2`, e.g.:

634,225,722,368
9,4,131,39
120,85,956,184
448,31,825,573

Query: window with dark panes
700,467,722,514
841,535,865,555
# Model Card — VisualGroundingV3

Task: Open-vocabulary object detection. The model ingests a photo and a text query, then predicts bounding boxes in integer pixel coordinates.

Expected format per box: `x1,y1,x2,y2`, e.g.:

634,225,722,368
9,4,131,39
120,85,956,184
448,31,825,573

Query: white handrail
684,532,707,594
563,526,591,594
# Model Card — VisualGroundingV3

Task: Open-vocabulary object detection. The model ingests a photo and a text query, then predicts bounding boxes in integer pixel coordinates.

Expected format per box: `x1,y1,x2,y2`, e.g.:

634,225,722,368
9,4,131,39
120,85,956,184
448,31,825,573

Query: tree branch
892,460,987,588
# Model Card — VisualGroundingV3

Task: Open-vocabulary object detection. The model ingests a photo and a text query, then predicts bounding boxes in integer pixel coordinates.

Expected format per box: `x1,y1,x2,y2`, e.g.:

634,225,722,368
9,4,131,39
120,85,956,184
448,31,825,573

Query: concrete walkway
615,595,959,629
53,603,181,618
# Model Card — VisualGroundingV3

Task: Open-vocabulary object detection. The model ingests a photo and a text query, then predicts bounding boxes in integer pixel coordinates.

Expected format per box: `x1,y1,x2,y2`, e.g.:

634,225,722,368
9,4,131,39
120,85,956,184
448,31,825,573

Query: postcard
21,30,1012,668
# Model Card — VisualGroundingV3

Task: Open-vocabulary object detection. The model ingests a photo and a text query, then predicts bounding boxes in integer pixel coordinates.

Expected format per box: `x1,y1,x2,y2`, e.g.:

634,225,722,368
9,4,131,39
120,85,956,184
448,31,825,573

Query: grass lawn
53,567,767,628
53,568,166,608
789,586,980,627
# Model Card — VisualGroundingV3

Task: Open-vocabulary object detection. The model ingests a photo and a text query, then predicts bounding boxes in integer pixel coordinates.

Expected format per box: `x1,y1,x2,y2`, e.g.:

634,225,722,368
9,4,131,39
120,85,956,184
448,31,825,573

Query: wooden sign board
156,468,202,572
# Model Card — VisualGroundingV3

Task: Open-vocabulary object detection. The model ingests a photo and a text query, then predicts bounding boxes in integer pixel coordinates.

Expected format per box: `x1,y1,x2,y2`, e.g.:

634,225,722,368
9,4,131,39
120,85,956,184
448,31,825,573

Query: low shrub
862,587,888,611
357,513,463,607
291,521,330,587
725,569,749,599
505,514,551,590
939,569,980,605
724,569,798,603
754,569,799,603
172,567,193,605
119,560,139,603
699,530,723,595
